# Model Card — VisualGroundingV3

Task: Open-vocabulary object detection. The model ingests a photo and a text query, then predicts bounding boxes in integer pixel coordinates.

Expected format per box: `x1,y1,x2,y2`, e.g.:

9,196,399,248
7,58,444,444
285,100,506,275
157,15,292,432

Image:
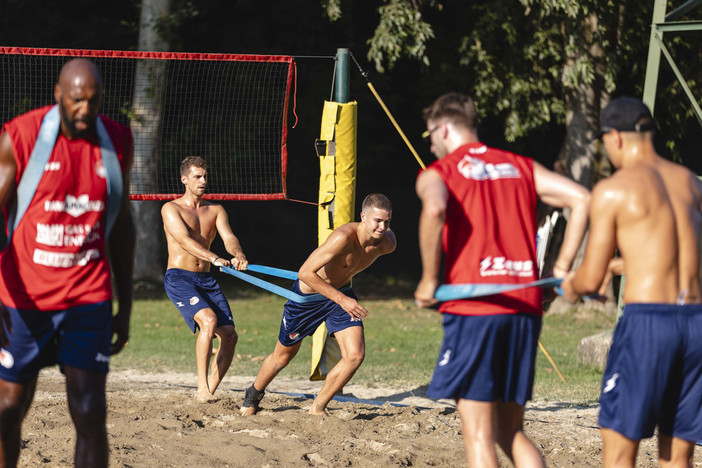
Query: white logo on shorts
438,349,451,366
603,373,619,393
176,302,184,307
190,297,199,306
0,349,14,368
95,353,110,363
282,317,287,329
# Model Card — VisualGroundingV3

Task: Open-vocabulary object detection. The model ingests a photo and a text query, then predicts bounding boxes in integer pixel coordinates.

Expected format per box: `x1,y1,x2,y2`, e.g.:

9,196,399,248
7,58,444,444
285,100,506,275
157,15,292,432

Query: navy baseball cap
598,97,656,138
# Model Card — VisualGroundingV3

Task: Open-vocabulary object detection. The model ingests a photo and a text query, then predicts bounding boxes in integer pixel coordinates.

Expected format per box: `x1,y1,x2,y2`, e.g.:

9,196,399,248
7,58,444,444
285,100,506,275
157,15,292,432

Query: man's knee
195,310,218,334
270,343,299,370
343,347,365,369
0,380,35,428
68,389,107,431
218,327,238,348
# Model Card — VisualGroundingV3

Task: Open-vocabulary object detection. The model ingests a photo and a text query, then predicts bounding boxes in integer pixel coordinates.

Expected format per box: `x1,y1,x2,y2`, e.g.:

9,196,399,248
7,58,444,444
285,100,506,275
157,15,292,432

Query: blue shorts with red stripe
164,268,234,334
0,301,112,383
598,303,702,441
278,280,360,347
427,312,541,405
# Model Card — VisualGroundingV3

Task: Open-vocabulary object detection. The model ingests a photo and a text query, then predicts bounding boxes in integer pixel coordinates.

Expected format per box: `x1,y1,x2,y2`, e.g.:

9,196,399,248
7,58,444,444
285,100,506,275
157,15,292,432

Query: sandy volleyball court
18,368,681,467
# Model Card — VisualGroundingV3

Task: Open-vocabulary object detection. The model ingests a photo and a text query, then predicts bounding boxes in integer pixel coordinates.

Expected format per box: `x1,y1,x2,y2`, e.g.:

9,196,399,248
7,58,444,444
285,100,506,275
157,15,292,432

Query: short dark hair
361,193,392,213
423,93,478,130
180,156,207,177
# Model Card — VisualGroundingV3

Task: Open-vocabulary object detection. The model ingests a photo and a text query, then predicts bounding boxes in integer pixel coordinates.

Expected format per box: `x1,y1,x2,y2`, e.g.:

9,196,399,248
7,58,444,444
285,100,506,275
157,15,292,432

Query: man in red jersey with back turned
0,58,134,468
415,93,590,467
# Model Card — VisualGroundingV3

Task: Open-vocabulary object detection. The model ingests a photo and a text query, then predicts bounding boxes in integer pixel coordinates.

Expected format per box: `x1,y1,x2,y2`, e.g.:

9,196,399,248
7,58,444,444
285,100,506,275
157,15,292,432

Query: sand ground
18,368,691,467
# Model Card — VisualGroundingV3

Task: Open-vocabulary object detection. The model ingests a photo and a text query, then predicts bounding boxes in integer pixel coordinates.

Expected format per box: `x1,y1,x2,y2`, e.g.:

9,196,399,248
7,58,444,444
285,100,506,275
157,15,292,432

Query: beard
59,101,95,139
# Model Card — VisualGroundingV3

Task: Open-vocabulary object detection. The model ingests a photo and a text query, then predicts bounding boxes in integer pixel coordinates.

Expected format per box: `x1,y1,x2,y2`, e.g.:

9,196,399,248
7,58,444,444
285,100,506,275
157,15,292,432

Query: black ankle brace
243,385,265,408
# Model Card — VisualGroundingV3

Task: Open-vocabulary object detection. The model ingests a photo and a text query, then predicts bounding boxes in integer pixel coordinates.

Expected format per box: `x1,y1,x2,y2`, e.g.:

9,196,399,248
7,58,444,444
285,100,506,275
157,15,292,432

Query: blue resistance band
219,264,350,303
434,277,563,301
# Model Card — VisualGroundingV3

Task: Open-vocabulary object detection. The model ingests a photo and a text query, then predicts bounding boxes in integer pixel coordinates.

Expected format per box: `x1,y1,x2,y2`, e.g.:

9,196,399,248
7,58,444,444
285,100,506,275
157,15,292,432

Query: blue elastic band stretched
434,277,563,301
245,264,298,280
219,264,350,303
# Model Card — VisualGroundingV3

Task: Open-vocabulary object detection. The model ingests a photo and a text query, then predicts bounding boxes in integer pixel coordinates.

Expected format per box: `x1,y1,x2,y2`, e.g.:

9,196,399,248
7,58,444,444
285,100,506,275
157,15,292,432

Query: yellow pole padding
310,101,357,381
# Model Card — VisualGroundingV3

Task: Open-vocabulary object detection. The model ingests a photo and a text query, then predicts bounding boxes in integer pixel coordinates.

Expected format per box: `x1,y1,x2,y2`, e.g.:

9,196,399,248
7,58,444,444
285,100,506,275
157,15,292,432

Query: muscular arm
414,169,447,308
298,230,368,320
214,206,247,271
161,203,228,267
561,182,618,301
108,132,135,354
0,132,17,347
533,162,591,277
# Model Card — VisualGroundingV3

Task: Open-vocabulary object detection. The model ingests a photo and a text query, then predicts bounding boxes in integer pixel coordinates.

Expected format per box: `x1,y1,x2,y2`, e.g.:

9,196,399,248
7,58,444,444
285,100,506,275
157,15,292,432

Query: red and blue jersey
0,106,131,310
427,142,541,316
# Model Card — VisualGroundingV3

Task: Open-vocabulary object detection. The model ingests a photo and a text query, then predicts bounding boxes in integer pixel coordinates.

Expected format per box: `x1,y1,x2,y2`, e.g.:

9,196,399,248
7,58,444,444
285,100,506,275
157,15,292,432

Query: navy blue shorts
278,280,360,347
0,301,112,383
427,312,541,405
164,268,234,334
598,303,702,441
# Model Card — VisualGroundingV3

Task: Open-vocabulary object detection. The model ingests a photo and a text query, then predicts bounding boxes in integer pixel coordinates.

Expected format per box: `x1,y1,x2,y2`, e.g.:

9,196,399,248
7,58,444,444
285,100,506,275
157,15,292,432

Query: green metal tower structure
642,0,702,121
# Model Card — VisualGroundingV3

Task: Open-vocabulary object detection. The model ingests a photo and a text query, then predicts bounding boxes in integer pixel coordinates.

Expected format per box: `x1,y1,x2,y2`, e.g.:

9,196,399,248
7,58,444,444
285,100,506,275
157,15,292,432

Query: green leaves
366,0,435,73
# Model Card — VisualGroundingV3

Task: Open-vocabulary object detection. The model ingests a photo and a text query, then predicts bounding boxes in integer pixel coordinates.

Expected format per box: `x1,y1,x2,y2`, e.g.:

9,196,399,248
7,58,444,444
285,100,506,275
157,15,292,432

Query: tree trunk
130,0,171,282
557,12,610,276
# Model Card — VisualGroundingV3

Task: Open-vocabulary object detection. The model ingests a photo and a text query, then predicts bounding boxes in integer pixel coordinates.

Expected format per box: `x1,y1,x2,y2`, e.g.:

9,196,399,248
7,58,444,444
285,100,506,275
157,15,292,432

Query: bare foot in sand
240,405,256,417
308,402,329,416
197,390,219,403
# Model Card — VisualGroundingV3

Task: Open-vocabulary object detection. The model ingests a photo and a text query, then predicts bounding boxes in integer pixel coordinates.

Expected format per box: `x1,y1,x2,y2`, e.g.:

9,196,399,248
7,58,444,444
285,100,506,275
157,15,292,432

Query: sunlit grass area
115,275,615,404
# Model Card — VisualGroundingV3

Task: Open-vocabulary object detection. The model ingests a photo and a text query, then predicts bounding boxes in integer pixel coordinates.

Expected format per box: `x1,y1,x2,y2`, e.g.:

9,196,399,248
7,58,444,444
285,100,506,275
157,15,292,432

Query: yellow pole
366,83,425,170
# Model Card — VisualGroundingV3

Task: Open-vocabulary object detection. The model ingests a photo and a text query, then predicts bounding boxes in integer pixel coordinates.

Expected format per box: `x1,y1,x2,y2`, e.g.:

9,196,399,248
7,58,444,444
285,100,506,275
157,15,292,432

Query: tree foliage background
0,0,699,280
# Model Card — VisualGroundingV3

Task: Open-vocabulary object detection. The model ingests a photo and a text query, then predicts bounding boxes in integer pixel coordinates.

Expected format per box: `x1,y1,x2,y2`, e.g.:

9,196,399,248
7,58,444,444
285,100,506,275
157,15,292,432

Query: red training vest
427,142,542,316
0,106,131,310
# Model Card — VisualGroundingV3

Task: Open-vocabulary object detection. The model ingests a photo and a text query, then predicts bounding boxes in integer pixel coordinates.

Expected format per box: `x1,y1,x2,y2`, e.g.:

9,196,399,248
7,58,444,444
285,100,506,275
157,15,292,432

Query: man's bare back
651,158,702,303
562,96,702,468
594,164,679,303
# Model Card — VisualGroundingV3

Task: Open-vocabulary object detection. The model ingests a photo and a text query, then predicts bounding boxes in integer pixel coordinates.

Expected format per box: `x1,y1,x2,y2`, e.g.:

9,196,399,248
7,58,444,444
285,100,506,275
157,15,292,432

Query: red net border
1,47,294,201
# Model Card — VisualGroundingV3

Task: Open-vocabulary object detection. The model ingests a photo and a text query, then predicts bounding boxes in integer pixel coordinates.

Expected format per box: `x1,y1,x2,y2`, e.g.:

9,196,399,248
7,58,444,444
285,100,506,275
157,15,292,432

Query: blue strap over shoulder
7,105,123,243
7,106,61,242
95,115,123,237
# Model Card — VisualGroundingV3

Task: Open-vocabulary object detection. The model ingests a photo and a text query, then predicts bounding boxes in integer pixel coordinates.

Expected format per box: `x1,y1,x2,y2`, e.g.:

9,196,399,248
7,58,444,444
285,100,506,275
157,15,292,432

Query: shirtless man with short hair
561,97,702,468
162,156,248,403
240,193,396,416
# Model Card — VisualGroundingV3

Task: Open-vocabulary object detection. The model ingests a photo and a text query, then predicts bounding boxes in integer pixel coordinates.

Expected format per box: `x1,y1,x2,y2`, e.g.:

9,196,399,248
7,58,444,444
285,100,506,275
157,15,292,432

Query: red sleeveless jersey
0,106,131,310
428,142,542,316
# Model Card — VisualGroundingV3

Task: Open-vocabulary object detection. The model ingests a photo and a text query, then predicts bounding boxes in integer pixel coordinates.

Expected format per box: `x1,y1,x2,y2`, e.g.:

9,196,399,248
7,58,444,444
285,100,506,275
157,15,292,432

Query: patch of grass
114,294,615,404
534,305,617,404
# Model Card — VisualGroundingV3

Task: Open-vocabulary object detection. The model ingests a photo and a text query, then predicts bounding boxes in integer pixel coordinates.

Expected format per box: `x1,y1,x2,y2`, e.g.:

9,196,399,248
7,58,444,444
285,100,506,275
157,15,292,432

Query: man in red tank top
415,93,590,467
0,59,134,468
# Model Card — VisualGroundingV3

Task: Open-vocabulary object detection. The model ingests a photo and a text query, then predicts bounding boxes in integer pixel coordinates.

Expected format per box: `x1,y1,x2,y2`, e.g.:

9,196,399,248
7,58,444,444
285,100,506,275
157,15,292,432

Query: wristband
212,257,220,265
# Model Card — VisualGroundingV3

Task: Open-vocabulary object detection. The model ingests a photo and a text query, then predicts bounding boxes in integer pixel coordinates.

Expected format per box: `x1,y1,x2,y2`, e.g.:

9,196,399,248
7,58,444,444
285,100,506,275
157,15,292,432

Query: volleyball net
0,47,295,200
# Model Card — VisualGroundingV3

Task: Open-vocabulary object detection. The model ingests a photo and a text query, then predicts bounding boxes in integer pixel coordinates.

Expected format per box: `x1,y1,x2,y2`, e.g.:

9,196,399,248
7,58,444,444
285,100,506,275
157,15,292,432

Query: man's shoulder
331,222,359,240
4,106,52,134
99,114,132,148
162,198,185,214
381,229,397,252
